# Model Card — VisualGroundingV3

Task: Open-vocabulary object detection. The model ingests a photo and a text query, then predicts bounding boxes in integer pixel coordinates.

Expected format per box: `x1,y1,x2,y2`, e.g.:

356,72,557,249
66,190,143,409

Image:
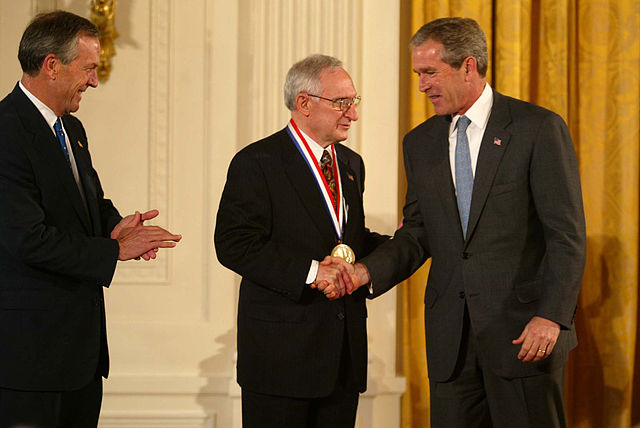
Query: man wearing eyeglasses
215,54,387,427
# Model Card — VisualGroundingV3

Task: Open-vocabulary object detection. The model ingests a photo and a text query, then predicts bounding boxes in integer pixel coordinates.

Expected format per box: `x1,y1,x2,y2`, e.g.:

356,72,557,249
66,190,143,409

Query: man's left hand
111,210,160,260
512,316,560,362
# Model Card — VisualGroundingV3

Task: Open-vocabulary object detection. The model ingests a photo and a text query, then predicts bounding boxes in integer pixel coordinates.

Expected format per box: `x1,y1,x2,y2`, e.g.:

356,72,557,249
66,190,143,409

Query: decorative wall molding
362,375,406,397
103,373,403,397
102,373,403,428
115,0,171,284
99,411,214,428
239,0,363,151
104,374,233,395
104,375,406,397
33,0,57,15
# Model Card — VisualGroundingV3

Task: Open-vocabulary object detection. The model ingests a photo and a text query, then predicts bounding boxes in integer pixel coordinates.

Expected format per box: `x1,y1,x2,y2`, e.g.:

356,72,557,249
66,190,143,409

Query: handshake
310,256,372,300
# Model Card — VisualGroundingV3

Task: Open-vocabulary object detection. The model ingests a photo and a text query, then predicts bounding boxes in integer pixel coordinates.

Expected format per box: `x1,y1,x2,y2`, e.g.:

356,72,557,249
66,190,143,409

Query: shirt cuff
306,260,319,284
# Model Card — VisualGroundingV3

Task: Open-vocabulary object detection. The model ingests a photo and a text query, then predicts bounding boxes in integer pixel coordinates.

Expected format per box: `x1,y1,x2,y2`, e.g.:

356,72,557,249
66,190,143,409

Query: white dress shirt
449,83,494,188
18,81,86,199
297,129,346,285
370,84,494,295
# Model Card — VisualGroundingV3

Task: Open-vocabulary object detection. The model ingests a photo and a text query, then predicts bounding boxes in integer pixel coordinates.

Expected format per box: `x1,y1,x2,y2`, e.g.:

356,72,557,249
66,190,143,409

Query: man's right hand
311,259,349,300
313,257,371,300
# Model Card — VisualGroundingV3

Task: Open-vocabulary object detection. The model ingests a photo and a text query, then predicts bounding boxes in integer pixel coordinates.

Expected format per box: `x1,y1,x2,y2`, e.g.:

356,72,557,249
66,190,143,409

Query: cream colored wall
0,1,404,426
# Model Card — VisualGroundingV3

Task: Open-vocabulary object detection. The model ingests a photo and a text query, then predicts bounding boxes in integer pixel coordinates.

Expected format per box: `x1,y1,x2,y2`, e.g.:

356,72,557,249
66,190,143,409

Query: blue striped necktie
54,118,71,166
455,115,473,238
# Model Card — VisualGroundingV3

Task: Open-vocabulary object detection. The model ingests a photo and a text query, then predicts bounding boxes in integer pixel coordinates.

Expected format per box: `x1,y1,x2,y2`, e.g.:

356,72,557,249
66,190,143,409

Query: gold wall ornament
90,0,118,82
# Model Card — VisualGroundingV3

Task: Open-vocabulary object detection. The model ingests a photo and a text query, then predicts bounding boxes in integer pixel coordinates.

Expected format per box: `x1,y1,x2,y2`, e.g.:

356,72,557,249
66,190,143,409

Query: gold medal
331,243,356,264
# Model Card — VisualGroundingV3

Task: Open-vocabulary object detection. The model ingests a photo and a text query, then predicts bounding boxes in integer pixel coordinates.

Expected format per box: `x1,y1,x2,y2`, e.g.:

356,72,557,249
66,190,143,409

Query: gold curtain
401,1,640,427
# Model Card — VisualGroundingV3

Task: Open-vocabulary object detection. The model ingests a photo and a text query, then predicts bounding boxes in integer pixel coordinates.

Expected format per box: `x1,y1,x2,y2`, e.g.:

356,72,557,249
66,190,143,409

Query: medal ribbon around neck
287,119,345,241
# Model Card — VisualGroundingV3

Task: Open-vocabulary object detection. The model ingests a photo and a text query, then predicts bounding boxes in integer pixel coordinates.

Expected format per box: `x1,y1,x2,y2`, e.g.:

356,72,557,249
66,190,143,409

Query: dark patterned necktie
320,149,337,207
455,115,473,238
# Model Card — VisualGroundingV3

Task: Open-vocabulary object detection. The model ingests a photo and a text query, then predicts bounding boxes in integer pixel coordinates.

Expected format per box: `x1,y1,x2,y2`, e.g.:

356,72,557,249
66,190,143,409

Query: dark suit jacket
215,127,387,398
0,84,121,391
362,90,586,382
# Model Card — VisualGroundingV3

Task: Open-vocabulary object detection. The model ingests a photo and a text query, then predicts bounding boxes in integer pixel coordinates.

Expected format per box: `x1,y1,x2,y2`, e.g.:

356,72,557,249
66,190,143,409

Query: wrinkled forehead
319,68,356,96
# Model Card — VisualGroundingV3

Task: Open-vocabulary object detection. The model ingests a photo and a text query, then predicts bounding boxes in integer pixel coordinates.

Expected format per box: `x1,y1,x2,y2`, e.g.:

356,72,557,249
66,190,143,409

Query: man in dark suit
0,11,181,427
334,18,586,427
215,54,387,427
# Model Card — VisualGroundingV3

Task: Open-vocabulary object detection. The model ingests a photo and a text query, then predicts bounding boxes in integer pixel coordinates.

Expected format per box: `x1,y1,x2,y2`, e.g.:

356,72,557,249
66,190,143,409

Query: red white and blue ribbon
287,119,344,241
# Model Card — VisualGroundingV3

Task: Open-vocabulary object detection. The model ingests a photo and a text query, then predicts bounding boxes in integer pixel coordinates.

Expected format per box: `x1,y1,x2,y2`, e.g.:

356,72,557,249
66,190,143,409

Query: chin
434,107,452,116
335,131,349,142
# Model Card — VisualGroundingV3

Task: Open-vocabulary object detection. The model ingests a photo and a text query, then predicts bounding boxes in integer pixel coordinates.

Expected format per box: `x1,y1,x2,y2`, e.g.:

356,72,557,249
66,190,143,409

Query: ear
464,56,478,80
296,93,311,117
42,53,59,80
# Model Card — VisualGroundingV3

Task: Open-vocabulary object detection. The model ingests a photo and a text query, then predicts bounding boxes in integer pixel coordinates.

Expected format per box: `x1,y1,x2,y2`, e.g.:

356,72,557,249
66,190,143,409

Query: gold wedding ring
538,349,546,353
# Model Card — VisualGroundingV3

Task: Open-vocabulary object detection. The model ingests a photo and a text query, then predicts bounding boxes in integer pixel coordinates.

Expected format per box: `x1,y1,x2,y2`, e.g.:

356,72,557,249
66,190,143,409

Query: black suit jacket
0,84,121,391
362,91,586,382
215,127,387,397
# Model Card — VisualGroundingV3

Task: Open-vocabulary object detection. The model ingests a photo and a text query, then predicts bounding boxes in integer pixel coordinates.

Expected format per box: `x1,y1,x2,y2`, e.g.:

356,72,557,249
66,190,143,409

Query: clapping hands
111,209,182,261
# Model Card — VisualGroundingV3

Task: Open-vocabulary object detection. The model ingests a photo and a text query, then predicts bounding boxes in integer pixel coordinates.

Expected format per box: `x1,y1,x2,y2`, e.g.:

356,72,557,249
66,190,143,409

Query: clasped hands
310,256,371,300
110,209,182,261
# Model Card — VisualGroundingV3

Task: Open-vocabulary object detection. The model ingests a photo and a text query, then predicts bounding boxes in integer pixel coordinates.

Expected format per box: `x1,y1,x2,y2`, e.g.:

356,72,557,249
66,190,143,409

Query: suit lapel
281,130,338,245
11,87,92,233
466,92,512,244
64,118,100,235
335,152,359,245
426,118,461,236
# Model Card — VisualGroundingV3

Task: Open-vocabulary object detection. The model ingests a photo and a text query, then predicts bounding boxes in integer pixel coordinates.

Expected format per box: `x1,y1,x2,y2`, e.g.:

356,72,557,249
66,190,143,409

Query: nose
344,103,358,121
88,68,99,88
418,74,430,93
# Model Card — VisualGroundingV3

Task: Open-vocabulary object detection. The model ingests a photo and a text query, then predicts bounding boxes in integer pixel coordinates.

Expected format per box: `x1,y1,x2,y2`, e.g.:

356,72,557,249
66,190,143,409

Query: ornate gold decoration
90,0,118,82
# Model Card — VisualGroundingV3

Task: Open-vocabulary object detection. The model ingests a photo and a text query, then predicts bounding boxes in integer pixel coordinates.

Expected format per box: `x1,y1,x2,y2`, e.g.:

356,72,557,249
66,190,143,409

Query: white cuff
306,260,319,284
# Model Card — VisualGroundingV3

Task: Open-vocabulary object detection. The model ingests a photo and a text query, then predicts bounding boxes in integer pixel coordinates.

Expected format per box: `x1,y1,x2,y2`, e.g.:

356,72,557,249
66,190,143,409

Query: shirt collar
450,82,493,134
298,128,334,162
18,80,59,133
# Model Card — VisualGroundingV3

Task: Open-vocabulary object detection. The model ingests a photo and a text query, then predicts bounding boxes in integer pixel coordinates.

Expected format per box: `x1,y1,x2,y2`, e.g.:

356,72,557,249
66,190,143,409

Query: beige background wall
0,1,404,426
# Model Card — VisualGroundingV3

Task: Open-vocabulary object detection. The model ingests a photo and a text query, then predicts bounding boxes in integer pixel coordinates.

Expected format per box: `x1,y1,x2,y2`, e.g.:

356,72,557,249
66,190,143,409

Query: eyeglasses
307,94,361,112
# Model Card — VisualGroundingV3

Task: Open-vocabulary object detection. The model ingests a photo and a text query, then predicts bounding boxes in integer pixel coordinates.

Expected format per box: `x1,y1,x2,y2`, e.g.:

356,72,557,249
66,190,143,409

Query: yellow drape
401,1,640,427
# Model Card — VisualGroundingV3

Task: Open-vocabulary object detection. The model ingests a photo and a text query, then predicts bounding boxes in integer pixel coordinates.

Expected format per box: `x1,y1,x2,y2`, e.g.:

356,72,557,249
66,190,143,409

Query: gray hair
410,17,488,77
283,54,343,111
18,10,100,76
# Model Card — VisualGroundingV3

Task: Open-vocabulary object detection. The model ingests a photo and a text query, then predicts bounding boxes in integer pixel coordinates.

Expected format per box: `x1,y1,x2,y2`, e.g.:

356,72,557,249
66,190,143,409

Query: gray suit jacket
361,90,586,382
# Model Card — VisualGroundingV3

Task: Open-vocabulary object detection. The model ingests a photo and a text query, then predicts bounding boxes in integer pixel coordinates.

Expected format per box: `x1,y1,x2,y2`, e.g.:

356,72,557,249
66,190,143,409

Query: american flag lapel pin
77,140,84,148
348,174,355,181
493,137,502,146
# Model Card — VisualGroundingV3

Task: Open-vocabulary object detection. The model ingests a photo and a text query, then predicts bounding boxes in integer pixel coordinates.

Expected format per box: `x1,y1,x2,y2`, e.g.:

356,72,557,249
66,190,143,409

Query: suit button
337,312,345,320
461,252,471,259
458,291,465,299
